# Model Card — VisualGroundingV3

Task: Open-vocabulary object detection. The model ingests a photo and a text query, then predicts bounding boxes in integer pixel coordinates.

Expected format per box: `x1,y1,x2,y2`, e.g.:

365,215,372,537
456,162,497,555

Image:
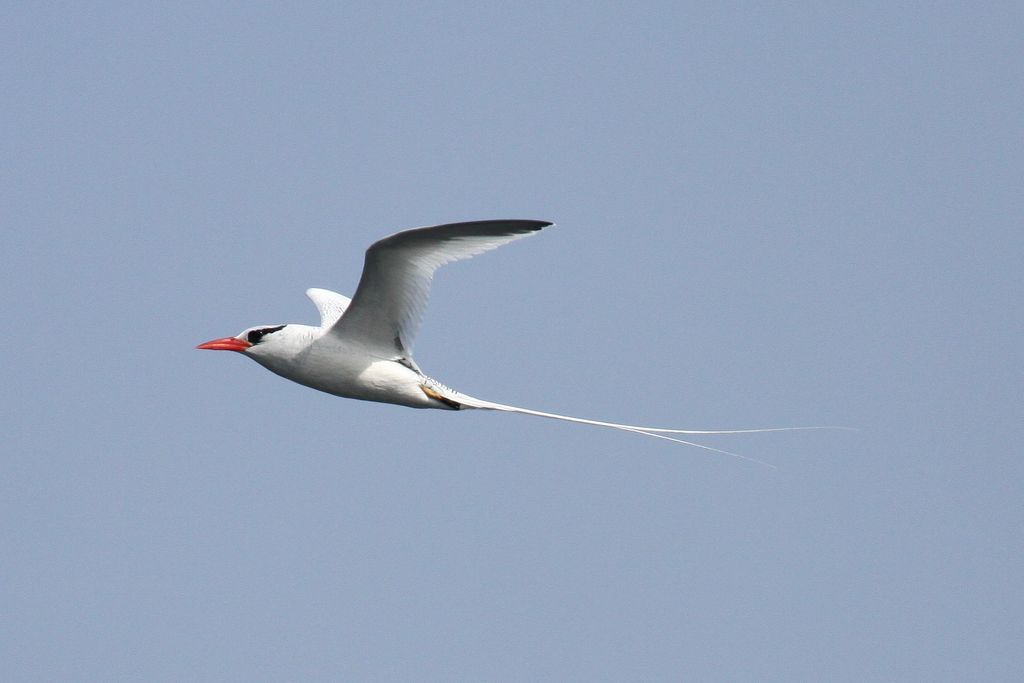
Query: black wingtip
373,219,555,249
512,219,553,232
438,218,553,235
474,219,552,229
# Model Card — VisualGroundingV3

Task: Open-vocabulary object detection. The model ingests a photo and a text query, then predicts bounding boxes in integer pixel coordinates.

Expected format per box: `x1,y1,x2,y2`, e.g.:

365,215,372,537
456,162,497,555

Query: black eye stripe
247,325,286,344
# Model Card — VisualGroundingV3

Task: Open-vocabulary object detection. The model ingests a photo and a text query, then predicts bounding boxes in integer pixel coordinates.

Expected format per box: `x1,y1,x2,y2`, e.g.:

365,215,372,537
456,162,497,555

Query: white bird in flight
198,219,822,464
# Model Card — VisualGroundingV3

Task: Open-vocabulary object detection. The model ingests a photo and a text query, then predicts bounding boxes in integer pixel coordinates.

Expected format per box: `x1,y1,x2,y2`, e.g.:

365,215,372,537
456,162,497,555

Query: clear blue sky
3,3,1021,681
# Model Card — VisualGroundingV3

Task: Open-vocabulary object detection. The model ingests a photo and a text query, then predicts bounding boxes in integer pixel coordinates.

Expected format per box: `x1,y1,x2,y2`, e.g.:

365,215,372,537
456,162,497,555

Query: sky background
2,3,1021,681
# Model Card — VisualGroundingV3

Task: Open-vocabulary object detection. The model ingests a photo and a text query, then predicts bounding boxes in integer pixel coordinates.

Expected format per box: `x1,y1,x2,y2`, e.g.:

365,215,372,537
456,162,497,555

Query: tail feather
448,390,846,468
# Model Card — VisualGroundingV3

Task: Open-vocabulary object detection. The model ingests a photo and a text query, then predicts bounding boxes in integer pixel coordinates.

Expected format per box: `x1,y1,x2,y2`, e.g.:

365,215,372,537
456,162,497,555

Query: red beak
196,336,252,352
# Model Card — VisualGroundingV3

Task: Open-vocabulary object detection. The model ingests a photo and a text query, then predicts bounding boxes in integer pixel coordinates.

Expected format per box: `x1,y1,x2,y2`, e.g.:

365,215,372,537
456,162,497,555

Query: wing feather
328,219,551,355
305,288,352,328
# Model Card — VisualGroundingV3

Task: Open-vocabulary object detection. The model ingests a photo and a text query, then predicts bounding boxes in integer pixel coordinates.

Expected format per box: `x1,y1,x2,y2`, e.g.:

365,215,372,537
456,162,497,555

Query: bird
198,219,824,465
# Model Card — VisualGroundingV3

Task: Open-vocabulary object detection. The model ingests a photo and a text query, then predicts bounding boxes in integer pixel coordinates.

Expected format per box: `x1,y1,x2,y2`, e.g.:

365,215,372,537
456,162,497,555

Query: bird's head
196,324,291,358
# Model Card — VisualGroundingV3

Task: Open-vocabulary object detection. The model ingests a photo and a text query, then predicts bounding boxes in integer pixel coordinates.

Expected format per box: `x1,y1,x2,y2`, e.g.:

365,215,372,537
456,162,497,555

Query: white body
249,323,447,409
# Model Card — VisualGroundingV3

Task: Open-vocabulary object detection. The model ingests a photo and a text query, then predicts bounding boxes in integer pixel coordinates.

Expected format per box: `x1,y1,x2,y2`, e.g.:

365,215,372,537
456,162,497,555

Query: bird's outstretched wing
327,219,551,356
306,288,352,328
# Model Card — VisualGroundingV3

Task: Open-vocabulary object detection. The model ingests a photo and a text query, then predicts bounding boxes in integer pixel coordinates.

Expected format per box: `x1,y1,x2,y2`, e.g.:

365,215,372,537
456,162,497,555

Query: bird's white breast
256,335,435,408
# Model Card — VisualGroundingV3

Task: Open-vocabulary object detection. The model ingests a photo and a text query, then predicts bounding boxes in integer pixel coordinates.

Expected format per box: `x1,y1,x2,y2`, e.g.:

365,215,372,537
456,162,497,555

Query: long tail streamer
450,390,848,469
